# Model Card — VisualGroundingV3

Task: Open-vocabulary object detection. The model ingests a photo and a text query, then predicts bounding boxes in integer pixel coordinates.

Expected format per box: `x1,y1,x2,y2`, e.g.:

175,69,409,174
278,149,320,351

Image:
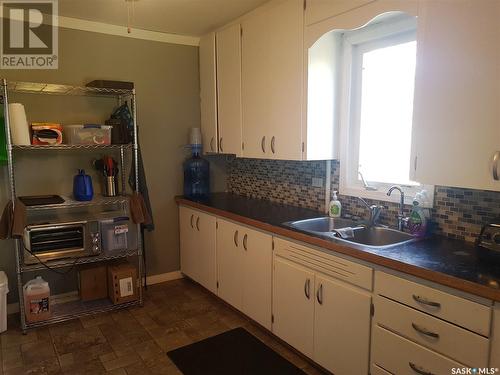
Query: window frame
338,16,434,207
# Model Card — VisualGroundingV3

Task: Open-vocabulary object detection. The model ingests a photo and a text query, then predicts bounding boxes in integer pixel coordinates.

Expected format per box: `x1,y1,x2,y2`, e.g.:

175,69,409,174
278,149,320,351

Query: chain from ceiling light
125,0,138,33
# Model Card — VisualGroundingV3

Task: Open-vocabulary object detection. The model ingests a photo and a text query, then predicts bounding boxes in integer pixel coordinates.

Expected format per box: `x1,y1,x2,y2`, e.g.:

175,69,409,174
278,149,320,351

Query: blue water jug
183,146,209,200
73,169,94,201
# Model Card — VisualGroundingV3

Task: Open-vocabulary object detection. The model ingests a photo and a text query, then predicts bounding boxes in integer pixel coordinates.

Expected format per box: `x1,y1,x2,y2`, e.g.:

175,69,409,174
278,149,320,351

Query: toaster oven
23,220,101,264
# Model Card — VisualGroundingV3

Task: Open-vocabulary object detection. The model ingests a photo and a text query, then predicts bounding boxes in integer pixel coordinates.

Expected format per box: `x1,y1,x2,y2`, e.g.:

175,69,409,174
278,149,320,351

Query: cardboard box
78,265,107,301
107,263,138,304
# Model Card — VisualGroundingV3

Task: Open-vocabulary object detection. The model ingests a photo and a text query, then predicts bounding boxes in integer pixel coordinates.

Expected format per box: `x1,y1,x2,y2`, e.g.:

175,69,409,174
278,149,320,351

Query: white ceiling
58,0,270,37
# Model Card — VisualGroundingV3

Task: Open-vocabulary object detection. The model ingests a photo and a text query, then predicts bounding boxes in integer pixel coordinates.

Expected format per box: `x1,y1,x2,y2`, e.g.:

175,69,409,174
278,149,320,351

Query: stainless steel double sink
283,217,416,249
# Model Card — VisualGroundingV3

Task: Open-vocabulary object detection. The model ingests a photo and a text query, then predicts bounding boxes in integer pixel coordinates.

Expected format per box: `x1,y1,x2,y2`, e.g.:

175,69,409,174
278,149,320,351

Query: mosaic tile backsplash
226,158,500,242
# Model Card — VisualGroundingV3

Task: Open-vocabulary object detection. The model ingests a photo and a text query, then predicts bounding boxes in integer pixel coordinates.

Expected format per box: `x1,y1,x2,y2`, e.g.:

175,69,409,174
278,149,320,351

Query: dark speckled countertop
176,193,500,301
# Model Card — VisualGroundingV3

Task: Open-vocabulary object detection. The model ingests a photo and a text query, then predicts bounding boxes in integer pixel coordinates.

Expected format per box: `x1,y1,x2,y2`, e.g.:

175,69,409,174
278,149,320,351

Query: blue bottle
73,169,94,201
183,145,209,200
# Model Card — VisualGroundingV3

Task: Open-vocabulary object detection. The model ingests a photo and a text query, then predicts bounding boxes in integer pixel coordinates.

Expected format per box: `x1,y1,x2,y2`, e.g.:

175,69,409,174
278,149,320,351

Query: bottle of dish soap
407,190,430,237
329,191,342,218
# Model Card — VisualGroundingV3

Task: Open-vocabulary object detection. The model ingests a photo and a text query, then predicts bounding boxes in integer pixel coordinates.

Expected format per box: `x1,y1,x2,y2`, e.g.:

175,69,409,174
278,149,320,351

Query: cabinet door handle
412,294,441,308
409,362,435,375
261,136,266,153
271,136,276,154
234,230,239,247
219,137,223,152
316,283,323,305
196,217,200,231
190,214,194,229
210,136,215,152
411,323,439,339
243,234,248,250
304,279,311,299
493,151,500,180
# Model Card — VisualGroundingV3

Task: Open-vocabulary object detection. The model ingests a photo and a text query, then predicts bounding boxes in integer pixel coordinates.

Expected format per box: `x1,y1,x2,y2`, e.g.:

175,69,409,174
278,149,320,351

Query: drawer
375,271,491,336
374,295,489,367
372,325,464,375
274,237,373,290
371,364,392,375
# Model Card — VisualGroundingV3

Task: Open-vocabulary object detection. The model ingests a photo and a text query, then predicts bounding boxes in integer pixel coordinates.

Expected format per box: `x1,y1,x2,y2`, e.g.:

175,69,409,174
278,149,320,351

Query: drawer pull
316,283,323,305
190,214,194,228
261,136,266,153
243,234,248,250
411,323,440,339
234,230,239,247
210,136,215,152
196,217,200,231
412,294,441,308
304,279,311,300
409,362,435,375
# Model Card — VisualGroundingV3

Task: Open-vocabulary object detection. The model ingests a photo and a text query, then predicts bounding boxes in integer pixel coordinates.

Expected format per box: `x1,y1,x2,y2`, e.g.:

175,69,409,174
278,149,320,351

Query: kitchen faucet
358,197,383,227
387,186,407,231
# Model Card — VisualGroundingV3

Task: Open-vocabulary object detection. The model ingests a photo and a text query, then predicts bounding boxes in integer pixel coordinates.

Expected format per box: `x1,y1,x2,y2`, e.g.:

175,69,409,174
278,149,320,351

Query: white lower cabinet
179,207,497,375
372,325,463,375
373,271,492,373
273,238,372,374
492,303,500,368
217,218,272,329
179,206,217,293
313,274,371,375
273,257,315,357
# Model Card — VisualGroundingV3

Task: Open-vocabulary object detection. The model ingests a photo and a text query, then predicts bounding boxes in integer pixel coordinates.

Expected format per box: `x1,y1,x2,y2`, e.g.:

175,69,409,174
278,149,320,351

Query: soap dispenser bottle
329,191,342,218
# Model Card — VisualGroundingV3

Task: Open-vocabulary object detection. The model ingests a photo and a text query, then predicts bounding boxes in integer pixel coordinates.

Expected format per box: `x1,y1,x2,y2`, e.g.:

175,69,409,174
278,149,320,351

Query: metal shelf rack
24,195,130,211
13,144,133,151
24,299,141,330
0,78,144,332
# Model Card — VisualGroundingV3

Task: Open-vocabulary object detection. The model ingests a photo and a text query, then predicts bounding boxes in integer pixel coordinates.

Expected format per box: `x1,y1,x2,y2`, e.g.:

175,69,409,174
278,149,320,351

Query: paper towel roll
8,103,31,145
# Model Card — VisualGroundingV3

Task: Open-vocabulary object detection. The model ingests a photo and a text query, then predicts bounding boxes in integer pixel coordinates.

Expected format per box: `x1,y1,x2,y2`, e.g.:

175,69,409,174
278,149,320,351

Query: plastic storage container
183,146,210,199
23,276,51,323
100,217,137,254
0,271,8,333
64,124,112,145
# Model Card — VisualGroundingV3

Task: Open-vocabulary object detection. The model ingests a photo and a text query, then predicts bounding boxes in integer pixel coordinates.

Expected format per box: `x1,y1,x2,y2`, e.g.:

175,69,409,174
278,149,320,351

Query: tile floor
0,278,326,375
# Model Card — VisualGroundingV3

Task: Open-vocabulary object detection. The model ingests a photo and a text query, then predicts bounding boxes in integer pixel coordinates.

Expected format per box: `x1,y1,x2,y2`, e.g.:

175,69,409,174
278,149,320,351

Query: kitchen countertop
176,193,500,302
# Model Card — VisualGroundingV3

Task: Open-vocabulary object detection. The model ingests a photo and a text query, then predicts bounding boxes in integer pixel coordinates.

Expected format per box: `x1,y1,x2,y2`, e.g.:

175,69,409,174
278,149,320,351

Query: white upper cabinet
216,24,243,156
242,0,304,160
410,0,500,191
199,33,218,154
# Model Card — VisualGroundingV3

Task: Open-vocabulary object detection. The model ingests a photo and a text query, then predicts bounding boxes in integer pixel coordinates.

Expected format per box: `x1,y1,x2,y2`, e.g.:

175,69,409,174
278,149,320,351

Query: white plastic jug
23,276,51,323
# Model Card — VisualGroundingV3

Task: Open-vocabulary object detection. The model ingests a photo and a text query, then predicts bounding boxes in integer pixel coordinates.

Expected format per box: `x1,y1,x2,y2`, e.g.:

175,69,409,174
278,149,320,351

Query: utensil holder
104,176,118,197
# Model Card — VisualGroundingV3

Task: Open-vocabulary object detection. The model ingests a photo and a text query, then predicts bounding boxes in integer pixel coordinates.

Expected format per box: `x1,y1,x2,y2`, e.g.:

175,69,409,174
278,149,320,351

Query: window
339,15,433,206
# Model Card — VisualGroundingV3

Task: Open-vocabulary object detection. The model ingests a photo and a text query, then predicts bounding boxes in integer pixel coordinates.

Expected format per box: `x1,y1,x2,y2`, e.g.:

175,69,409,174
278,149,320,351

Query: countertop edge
176,197,500,302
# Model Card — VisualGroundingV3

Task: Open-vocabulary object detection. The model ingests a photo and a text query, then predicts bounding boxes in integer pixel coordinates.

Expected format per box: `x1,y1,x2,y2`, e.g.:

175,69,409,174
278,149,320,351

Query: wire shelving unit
0,79,144,332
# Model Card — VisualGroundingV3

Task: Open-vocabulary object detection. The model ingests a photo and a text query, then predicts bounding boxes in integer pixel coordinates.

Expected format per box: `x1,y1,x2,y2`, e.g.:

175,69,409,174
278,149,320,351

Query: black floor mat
167,327,307,375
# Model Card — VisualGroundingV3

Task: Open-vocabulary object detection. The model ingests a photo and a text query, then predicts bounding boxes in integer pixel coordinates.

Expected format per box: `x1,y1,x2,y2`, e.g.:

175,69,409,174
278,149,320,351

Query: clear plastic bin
64,124,112,145
0,271,8,333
